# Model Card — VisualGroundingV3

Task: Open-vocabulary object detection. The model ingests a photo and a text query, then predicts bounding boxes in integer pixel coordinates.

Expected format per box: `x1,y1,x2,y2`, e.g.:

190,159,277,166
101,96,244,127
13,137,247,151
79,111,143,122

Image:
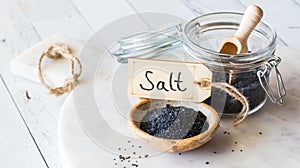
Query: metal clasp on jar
257,55,286,105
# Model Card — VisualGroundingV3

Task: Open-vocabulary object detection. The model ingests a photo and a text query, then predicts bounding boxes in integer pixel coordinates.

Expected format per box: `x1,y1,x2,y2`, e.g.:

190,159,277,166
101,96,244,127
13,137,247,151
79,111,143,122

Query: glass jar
112,12,285,116
180,12,284,115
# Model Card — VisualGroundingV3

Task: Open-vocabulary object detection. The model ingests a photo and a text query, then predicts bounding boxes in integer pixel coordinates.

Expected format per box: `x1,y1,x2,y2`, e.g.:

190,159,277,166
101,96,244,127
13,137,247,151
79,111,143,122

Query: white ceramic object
10,35,83,85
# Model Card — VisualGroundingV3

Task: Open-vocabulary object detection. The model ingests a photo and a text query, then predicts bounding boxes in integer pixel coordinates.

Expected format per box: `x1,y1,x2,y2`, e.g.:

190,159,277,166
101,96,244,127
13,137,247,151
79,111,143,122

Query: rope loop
38,43,82,96
196,79,250,126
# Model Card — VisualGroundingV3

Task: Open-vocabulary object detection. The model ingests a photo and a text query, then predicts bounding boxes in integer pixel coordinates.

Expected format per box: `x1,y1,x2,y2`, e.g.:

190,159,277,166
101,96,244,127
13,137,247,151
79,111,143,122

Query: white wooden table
1,0,300,168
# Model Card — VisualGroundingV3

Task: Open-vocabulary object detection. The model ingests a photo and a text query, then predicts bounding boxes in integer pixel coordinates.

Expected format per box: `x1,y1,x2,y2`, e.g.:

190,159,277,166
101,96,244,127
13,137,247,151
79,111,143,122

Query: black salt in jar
181,12,284,115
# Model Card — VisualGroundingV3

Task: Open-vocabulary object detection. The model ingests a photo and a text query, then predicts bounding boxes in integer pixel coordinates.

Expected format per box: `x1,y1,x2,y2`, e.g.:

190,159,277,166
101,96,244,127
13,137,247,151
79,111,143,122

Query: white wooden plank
128,0,195,20
72,0,136,31
180,0,245,14
277,27,300,49
17,0,94,40
276,0,300,48
0,75,47,168
0,1,40,71
2,71,69,168
32,14,93,40
17,0,77,20
239,0,300,29
293,0,300,5
239,0,300,48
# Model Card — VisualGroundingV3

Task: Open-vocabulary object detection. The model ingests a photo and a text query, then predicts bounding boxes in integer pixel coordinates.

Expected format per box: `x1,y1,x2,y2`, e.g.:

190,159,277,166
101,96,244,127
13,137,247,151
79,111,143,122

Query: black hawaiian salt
204,70,266,114
139,104,208,139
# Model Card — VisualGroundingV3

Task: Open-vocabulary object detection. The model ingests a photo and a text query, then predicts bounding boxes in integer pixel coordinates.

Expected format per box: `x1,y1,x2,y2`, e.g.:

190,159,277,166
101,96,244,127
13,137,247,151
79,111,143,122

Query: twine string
38,43,82,96
197,80,250,126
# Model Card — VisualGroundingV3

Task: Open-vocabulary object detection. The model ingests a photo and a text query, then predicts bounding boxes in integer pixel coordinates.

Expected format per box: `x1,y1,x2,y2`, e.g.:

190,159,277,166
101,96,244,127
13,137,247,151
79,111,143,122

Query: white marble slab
58,46,300,168
10,36,83,85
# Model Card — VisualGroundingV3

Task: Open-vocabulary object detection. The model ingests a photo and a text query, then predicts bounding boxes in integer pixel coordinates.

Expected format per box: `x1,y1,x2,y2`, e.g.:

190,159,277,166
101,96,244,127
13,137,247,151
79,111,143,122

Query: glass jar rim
183,12,277,58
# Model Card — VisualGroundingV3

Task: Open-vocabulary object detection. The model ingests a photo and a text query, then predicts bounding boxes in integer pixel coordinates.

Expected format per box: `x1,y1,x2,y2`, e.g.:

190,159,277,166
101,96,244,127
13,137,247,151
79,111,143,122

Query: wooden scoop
219,5,263,54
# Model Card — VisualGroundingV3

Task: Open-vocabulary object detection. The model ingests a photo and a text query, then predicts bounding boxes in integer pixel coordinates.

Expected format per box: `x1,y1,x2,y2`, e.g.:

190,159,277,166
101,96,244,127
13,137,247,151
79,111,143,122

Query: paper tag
128,58,212,102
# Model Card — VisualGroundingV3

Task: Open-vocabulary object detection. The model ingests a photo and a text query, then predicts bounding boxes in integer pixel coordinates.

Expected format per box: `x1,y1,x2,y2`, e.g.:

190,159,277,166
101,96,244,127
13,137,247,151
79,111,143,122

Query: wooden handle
234,5,263,42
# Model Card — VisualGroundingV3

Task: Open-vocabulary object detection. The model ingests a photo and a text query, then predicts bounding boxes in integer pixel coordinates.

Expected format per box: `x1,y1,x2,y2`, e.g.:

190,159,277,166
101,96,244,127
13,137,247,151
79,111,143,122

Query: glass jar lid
112,25,182,63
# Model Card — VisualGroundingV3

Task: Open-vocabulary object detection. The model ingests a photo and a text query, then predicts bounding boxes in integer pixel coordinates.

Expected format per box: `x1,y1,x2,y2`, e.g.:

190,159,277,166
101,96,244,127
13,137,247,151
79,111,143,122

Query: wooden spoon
219,5,263,54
